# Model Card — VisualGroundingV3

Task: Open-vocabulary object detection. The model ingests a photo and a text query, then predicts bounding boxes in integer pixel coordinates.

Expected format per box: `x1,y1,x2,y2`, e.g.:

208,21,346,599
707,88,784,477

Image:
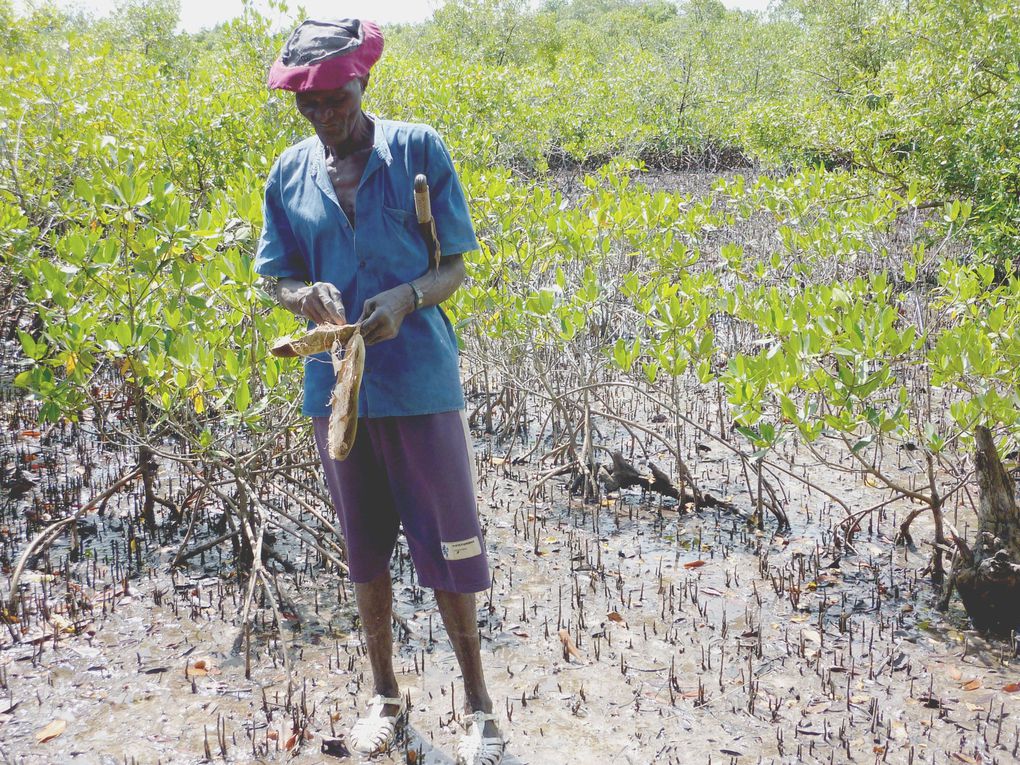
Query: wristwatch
408,281,424,310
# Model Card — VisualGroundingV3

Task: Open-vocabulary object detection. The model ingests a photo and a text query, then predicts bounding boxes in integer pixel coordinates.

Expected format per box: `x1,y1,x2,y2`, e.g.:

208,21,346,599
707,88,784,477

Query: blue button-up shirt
255,117,479,418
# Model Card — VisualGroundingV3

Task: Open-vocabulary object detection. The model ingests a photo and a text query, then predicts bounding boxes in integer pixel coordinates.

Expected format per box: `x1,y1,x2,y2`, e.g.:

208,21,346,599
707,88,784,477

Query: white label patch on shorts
441,536,482,561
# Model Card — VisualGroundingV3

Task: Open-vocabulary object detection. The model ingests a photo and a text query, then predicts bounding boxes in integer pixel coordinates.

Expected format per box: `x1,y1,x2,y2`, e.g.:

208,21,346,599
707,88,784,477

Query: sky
35,0,772,33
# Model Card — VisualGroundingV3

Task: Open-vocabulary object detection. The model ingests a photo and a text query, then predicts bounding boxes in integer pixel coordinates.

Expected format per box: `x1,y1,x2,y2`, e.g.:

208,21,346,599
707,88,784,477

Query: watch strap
408,281,424,310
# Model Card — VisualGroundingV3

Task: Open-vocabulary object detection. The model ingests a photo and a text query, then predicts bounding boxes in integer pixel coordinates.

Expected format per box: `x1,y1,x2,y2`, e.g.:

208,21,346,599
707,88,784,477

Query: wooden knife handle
414,174,432,224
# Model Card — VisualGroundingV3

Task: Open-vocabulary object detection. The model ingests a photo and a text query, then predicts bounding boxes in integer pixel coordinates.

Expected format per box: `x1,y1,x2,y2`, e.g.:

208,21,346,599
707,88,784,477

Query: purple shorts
313,411,491,593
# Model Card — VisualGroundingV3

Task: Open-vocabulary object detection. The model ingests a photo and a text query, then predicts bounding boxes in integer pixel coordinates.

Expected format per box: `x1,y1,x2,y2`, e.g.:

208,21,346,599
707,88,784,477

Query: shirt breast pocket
381,206,418,234
378,207,429,278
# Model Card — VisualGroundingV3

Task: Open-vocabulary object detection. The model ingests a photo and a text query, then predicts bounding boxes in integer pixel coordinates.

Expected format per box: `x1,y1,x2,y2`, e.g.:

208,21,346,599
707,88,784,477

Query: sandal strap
367,694,405,709
466,710,498,723
474,736,505,746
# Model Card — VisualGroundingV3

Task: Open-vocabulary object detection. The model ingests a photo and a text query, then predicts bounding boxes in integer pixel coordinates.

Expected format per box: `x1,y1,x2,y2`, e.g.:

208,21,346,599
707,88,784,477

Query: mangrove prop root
944,426,1020,634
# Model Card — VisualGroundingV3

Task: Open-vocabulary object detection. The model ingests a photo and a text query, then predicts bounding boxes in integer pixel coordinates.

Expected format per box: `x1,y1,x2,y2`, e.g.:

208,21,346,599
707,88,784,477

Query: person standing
255,18,504,765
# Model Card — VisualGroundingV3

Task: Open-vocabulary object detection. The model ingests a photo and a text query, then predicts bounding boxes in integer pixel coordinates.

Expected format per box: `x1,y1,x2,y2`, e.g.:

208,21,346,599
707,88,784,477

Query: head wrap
267,18,384,92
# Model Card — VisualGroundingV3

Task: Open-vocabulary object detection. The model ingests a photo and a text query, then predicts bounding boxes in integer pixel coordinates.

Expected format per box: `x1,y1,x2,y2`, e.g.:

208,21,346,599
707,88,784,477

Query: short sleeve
424,131,480,258
254,158,309,280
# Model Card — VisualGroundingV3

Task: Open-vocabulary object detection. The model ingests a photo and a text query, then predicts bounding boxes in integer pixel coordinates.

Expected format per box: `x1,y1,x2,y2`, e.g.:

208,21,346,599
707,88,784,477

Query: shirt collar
311,114,392,213
313,113,391,170
366,114,392,167
359,114,392,185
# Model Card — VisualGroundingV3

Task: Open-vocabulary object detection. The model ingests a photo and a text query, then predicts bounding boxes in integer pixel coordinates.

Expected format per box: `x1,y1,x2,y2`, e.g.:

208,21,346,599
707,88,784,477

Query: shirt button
359,260,366,270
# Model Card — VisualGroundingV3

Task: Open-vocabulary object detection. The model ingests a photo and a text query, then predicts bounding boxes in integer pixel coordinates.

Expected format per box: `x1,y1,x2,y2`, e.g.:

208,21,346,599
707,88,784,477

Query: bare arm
358,254,467,346
410,253,467,311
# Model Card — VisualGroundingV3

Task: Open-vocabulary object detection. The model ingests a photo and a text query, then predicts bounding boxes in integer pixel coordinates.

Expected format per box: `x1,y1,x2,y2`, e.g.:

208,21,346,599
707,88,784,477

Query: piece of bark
270,323,359,358
326,332,364,461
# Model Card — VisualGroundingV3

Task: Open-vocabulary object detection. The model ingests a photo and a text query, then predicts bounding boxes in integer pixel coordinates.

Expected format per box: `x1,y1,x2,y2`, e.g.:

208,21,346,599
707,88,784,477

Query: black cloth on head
280,19,366,67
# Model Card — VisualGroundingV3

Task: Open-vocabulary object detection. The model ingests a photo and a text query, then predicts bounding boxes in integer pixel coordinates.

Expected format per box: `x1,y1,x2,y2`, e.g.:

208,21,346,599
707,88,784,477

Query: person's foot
456,710,505,765
349,693,406,754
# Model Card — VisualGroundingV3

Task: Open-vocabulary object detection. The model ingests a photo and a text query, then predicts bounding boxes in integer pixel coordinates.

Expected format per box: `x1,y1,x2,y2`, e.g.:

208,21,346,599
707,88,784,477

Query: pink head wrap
267,18,384,92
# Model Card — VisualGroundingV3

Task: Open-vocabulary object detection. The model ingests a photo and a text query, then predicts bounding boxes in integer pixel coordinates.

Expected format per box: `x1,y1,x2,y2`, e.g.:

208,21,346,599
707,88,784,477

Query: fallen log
598,451,750,520
599,451,654,494
941,426,1020,635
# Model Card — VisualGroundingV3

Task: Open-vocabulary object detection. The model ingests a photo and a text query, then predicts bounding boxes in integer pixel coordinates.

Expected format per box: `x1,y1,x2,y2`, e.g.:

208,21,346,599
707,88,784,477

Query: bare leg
435,589,500,739
354,572,402,718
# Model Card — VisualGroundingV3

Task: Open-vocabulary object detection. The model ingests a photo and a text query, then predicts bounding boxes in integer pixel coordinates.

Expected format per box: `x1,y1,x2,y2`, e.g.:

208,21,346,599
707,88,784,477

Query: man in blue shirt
255,18,503,765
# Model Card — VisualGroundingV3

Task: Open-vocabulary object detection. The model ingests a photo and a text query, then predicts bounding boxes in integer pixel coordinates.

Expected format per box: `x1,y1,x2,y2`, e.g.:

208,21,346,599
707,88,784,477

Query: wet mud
2,403,1019,765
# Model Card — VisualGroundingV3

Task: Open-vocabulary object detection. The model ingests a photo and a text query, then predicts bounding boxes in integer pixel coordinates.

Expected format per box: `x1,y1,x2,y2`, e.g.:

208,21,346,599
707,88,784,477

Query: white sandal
348,694,407,754
456,710,505,765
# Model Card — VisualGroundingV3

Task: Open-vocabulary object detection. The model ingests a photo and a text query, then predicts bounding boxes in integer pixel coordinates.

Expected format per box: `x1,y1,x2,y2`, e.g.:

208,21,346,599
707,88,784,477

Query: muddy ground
2,385,1019,765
